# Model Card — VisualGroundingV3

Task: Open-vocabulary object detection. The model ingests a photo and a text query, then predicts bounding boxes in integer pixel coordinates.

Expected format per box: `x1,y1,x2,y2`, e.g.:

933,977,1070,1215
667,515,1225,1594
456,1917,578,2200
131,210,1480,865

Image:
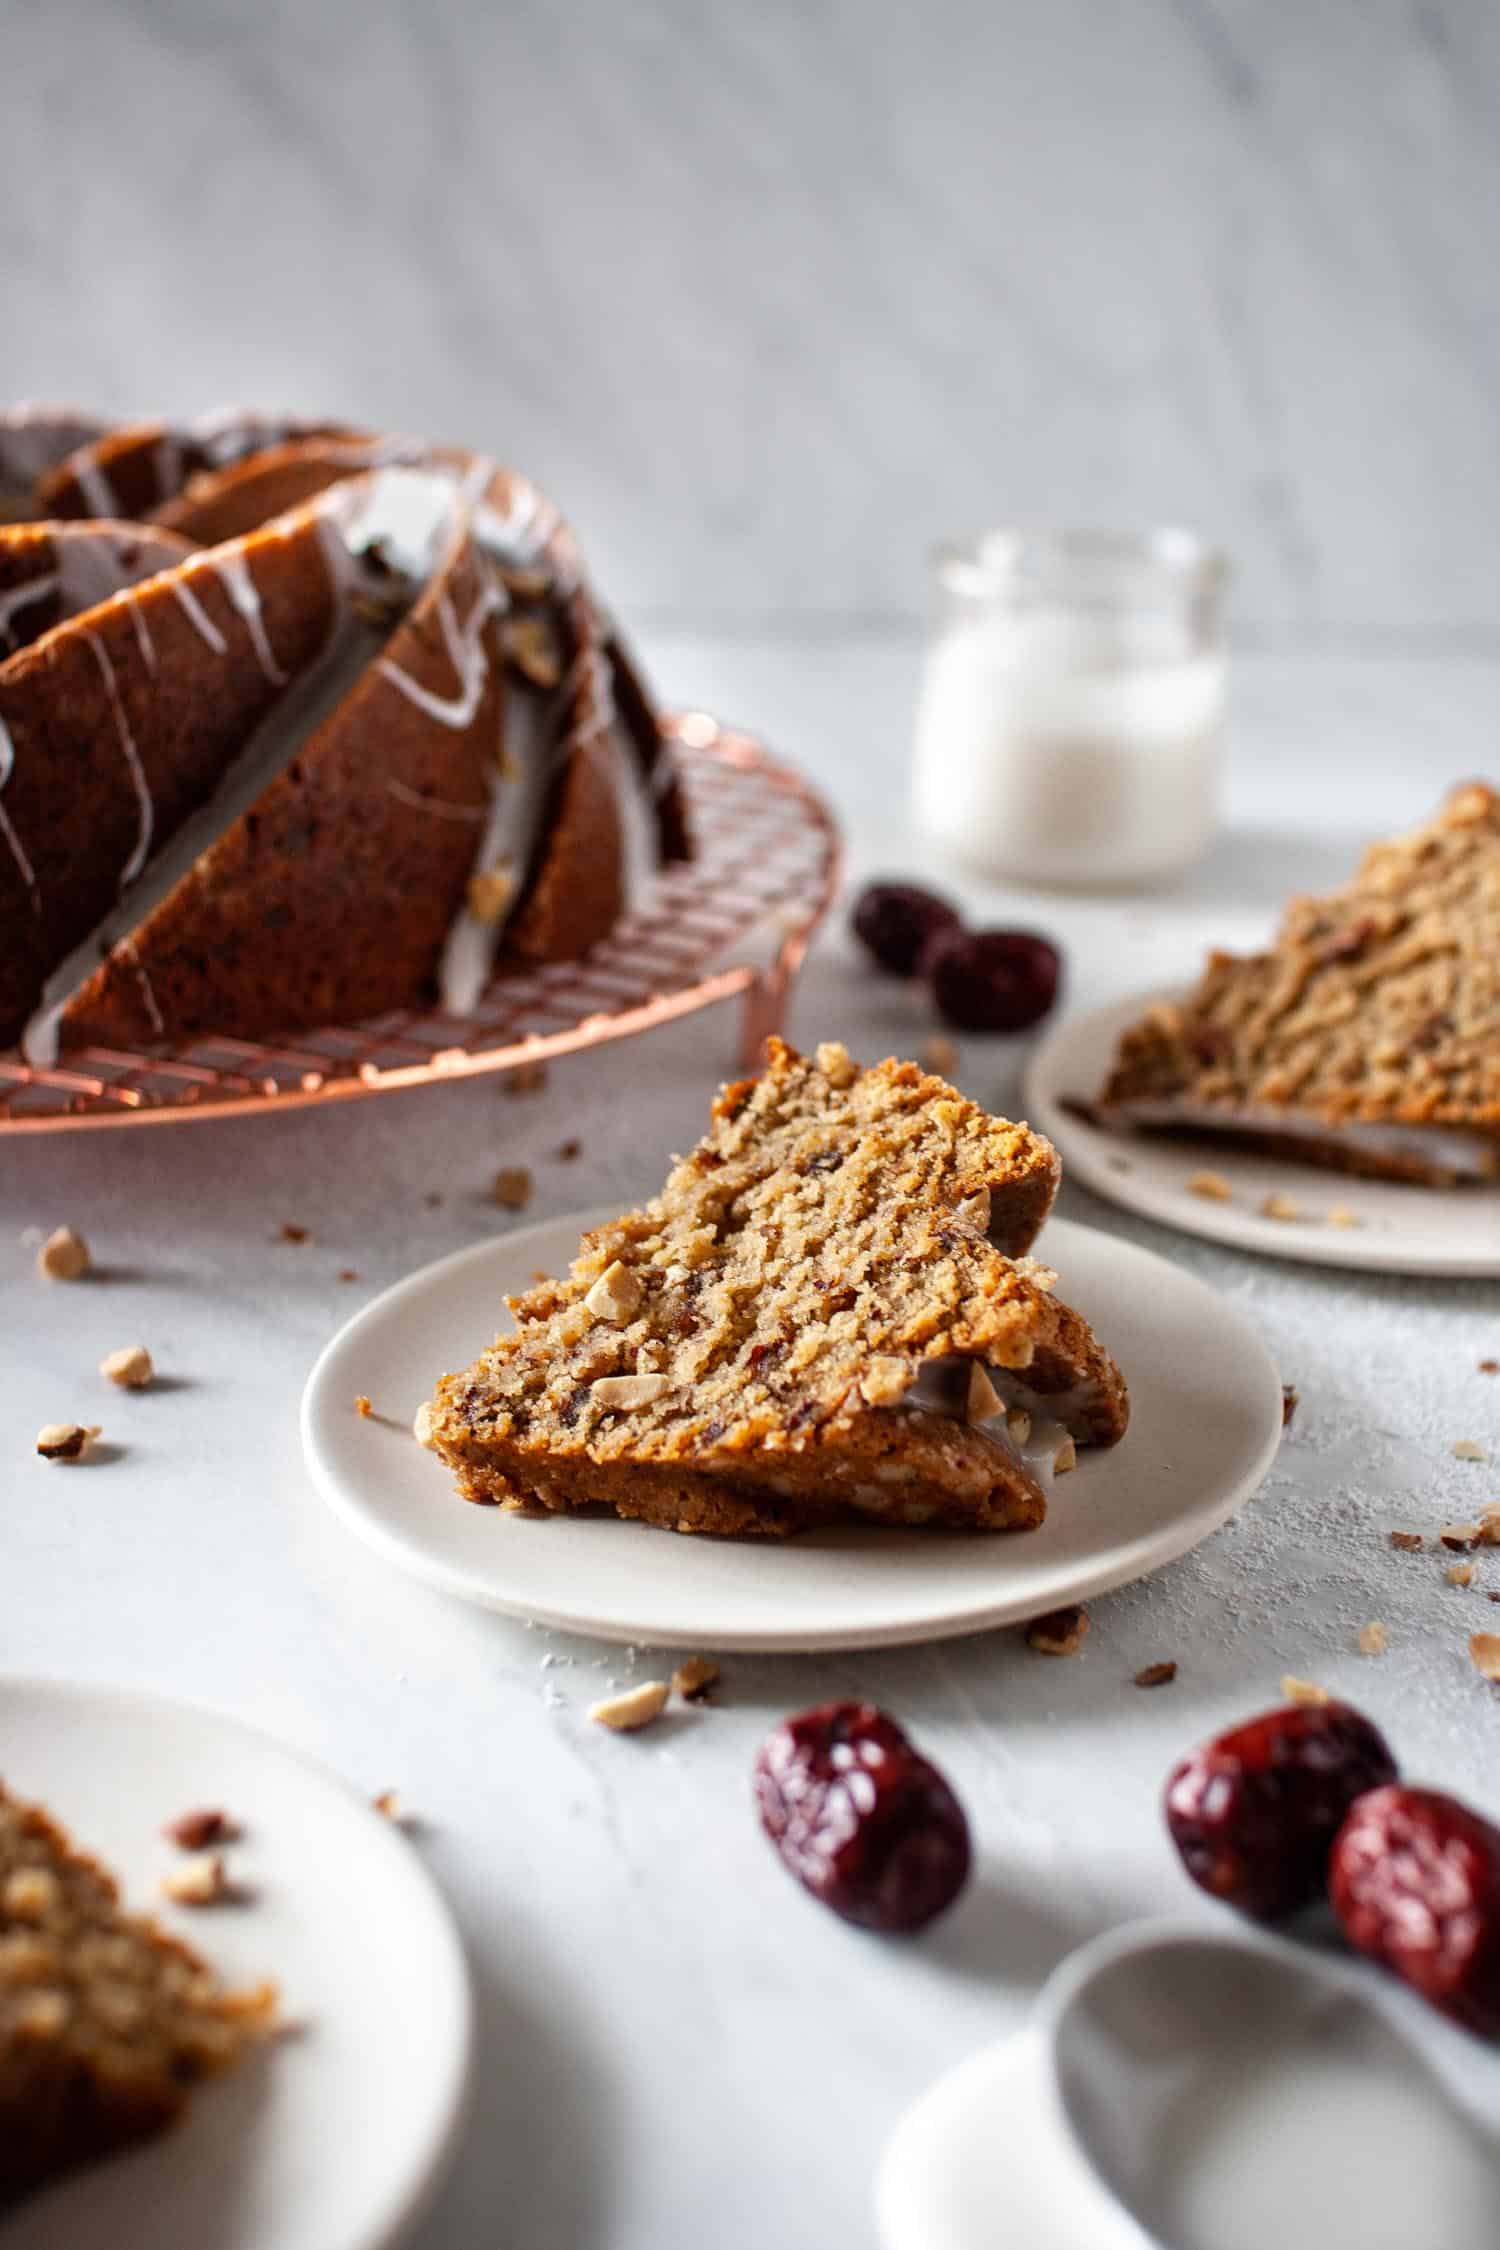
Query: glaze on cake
0,407,689,1055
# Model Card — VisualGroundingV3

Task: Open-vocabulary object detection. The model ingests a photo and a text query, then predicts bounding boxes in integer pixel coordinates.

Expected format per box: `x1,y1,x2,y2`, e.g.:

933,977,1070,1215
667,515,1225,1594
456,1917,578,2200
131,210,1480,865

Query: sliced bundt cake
422,1039,1127,1538
1098,782,1500,1185
0,1781,275,2198
0,412,690,1056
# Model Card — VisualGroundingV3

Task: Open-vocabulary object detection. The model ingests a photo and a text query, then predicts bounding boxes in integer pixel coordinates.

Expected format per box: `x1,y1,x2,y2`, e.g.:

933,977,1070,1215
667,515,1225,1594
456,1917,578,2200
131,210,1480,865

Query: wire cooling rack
0,716,842,1133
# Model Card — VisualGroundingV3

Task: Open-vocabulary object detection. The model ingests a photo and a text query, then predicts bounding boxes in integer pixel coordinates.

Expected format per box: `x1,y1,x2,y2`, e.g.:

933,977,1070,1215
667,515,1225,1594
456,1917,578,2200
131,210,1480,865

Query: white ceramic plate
0,1678,472,2250
301,1206,1283,1653
1026,988,1500,1278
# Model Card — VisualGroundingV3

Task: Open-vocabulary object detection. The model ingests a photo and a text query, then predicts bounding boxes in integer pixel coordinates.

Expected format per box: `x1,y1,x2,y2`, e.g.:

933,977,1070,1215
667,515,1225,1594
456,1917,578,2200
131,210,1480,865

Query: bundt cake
422,1038,1128,1538
0,406,689,1058
1097,782,1500,1185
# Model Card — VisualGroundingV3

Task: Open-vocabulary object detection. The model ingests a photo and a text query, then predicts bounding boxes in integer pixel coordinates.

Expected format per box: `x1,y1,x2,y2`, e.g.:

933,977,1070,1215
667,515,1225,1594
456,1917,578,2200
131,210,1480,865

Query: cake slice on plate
422,1039,1128,1538
1097,783,1500,1186
0,1781,275,2199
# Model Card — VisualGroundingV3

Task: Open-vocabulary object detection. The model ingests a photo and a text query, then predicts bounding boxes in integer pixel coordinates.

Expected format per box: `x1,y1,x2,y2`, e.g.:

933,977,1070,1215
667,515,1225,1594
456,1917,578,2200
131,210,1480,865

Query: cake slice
423,1039,1127,1538
0,1782,275,2199
1098,783,1500,1185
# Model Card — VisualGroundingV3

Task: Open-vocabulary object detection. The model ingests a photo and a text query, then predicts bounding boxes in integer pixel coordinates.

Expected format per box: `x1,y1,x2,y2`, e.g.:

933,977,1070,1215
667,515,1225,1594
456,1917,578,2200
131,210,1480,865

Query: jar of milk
913,528,1227,887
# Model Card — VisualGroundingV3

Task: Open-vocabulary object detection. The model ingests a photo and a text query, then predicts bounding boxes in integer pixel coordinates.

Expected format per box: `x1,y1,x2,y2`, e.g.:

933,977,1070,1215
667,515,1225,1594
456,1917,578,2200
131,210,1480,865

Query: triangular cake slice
0,1780,275,2198
1098,783,1500,1185
422,1039,1127,1538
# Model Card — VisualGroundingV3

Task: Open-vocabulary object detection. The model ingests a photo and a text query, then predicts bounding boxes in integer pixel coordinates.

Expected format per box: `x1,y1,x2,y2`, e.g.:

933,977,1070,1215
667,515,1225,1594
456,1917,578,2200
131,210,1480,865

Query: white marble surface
3,634,1498,2249
5,0,1500,639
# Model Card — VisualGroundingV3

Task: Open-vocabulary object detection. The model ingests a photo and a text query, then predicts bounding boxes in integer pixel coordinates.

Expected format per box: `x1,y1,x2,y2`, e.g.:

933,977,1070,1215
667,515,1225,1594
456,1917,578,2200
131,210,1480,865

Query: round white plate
1026,988,1500,1278
301,1206,1283,1653
0,1678,472,2250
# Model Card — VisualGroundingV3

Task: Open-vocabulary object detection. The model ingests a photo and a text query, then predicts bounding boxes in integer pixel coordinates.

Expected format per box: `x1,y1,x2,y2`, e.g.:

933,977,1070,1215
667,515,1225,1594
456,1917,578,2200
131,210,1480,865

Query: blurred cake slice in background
0,1781,274,2201
1098,782,1500,1185
423,1037,1127,1538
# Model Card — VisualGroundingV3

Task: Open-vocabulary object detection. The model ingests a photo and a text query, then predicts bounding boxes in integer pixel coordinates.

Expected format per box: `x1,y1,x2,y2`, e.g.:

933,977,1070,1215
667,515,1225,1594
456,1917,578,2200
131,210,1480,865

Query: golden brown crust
425,1039,1126,1538
1099,783,1500,1182
0,1784,274,2199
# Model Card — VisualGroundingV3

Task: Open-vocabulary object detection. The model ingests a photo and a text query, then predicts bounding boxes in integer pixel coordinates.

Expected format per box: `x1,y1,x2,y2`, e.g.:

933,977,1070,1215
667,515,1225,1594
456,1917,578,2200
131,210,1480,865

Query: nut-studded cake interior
426,1039,1128,1537
0,1783,275,2197
1099,782,1500,1184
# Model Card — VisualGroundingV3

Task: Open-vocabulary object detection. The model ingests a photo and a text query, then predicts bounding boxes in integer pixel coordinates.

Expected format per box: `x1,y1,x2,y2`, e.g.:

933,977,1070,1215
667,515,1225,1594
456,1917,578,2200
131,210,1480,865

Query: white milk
913,598,1226,887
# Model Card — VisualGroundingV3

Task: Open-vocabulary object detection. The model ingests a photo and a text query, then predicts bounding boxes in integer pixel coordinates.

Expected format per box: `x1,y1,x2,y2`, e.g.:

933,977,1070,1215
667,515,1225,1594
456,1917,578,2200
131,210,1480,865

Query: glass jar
912,528,1228,887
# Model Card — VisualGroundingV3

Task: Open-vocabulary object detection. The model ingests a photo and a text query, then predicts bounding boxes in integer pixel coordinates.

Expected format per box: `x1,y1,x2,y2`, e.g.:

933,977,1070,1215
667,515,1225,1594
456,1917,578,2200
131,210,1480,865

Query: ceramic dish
301,1207,1283,1653
877,1917,1500,2250
0,1678,472,2250
1025,989,1500,1279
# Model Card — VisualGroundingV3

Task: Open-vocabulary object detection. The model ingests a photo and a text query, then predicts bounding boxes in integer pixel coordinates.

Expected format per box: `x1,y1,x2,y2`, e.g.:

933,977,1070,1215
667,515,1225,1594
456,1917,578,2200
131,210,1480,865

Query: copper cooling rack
0,718,842,1133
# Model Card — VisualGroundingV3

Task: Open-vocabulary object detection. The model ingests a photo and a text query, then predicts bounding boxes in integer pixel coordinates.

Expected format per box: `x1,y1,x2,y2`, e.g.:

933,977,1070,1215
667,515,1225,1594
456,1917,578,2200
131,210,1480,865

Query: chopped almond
1280,1675,1330,1707
671,1657,720,1702
1187,1171,1233,1203
1358,1622,1387,1656
37,1225,90,1281
1026,1604,1090,1656
588,1681,671,1732
1469,1633,1500,1683
492,1167,533,1211
100,1344,153,1389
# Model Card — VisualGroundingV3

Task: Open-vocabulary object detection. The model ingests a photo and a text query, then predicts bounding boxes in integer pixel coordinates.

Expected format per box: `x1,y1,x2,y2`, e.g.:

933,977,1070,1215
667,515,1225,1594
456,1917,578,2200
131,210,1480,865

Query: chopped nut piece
555,1138,582,1163
1478,1512,1500,1546
506,1059,548,1095
505,614,562,688
1281,1385,1300,1428
1469,1633,1500,1683
1453,1440,1488,1463
35,1422,99,1461
279,1222,309,1244
1134,1660,1178,1688
3,1866,61,1920
592,1373,671,1409
965,1363,1003,1423
1480,1359,1499,1375
1441,1524,1482,1552
585,1260,644,1324
1007,1406,1033,1446
466,864,516,926
413,1400,439,1449
1281,1675,1330,1706
814,1042,857,1090
37,1225,90,1281
1448,1563,1477,1589
164,1808,238,1851
1326,1206,1363,1229
355,1394,374,1419
100,1344,154,1389
1052,1434,1078,1475
1388,1530,1424,1551
338,1268,359,1283
492,1166,533,1211
1358,1622,1387,1656
920,1034,959,1077
859,1356,910,1407
160,1853,232,1906
671,1657,720,1702
588,1680,671,1732
1260,1193,1302,1222
1187,1170,1233,1203
1026,1604,1090,1656
372,1790,403,1821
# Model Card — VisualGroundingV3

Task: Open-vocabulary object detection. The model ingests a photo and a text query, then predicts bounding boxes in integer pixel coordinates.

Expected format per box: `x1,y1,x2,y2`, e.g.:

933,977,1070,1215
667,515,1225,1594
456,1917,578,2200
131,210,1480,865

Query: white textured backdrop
3,0,1499,639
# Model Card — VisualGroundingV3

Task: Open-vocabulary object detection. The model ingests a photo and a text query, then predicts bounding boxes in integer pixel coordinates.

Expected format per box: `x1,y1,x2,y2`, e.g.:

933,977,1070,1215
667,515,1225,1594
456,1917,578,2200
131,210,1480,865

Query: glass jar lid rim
935,526,1227,596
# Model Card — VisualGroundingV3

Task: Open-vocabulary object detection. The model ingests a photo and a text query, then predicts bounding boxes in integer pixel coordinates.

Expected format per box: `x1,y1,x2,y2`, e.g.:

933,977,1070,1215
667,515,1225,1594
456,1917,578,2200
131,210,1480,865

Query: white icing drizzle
80,629,154,885
0,712,40,912
435,680,554,1015
377,579,503,729
121,593,157,674
71,450,120,519
0,573,58,645
205,551,286,683
170,575,228,656
125,941,166,1038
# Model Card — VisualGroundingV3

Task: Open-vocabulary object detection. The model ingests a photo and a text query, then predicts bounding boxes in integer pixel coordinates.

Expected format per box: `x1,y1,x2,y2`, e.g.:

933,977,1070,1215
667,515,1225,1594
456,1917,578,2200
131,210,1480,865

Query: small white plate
0,1678,472,2250
301,1207,1283,1653
1026,988,1500,1278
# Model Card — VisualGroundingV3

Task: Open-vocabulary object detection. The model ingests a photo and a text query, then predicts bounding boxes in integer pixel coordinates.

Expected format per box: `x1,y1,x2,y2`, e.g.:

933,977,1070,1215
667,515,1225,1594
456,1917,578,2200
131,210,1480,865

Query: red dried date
1164,1699,1398,1920
1331,1786,1500,2037
753,1701,970,1934
923,928,1061,1034
851,882,963,977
